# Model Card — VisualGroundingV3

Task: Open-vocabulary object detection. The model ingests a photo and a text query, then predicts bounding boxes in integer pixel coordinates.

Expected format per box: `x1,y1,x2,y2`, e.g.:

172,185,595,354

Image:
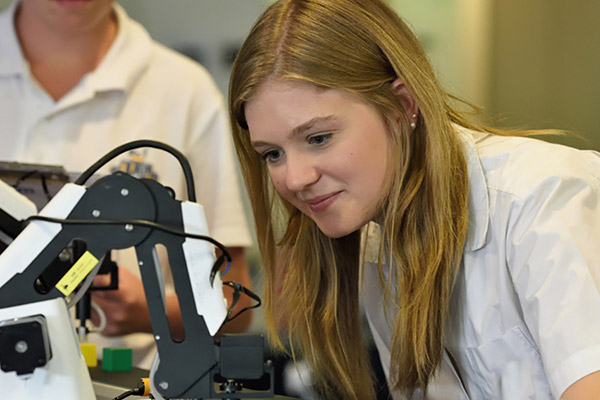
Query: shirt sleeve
505,149,600,397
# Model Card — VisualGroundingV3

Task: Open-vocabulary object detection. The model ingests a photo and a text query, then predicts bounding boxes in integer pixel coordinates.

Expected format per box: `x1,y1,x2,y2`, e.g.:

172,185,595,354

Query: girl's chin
316,222,357,239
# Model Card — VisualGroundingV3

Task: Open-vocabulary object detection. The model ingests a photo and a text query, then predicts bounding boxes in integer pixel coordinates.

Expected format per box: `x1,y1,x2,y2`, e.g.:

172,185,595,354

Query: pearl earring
410,114,417,128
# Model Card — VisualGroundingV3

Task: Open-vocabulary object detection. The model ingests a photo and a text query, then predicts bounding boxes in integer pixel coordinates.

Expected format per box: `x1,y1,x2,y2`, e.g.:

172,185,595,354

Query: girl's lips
56,0,92,6
307,191,341,212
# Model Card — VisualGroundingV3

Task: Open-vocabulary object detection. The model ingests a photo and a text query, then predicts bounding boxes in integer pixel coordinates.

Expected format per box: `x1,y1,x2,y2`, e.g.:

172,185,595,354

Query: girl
228,0,600,398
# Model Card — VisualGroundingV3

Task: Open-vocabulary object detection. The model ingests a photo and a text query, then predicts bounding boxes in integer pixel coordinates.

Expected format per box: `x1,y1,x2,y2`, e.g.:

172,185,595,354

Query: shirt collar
455,124,490,251
0,1,152,94
0,0,27,76
83,3,152,94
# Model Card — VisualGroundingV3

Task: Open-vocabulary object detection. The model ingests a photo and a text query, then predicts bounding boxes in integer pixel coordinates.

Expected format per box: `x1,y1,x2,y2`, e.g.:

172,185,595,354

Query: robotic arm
0,141,273,400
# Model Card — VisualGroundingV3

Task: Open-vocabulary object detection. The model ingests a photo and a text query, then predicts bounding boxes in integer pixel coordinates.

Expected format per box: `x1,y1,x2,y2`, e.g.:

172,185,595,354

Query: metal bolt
92,210,100,217
15,341,28,353
77,326,88,338
155,335,160,341
124,224,134,232
58,249,70,262
159,381,169,390
120,188,129,196
139,261,144,266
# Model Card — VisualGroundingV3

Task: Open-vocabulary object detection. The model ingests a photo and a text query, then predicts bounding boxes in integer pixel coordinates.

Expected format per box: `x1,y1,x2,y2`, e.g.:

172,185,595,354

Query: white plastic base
0,298,96,400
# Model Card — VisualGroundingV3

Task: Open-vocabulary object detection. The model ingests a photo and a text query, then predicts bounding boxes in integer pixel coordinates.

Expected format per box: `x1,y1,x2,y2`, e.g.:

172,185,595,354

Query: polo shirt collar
0,1,152,94
456,124,490,251
0,0,27,76
84,3,152,94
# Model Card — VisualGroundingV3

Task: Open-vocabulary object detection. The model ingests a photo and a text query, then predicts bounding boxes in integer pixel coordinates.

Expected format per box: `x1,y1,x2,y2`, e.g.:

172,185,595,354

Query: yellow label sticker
55,251,99,296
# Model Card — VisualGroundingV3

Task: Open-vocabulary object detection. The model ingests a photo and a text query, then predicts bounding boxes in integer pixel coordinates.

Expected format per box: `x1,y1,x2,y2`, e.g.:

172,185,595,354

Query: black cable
113,378,149,399
12,170,36,189
26,214,261,325
113,388,137,400
25,215,231,263
222,281,262,322
39,173,51,201
209,254,227,288
24,215,232,288
12,170,52,201
74,140,196,202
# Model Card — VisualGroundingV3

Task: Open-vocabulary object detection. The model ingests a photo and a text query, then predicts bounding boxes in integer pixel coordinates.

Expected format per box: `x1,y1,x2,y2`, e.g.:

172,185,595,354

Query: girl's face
245,79,394,238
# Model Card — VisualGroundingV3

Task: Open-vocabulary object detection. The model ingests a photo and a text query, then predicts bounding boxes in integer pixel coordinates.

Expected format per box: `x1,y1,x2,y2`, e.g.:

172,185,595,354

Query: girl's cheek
272,179,286,196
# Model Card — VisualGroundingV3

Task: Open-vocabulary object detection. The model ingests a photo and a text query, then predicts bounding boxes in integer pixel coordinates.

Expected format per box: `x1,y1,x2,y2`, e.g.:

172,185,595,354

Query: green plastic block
102,347,132,372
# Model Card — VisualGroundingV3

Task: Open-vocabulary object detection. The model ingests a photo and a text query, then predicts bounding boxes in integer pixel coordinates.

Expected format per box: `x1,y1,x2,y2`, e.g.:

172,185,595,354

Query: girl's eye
260,149,283,163
307,133,332,146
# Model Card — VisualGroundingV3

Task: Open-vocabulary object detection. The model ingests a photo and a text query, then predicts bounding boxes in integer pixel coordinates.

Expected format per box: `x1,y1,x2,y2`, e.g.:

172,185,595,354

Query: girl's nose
285,154,319,192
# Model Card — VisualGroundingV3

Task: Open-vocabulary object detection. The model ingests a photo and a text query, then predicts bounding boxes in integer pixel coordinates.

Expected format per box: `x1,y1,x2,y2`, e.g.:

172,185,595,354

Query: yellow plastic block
80,342,98,367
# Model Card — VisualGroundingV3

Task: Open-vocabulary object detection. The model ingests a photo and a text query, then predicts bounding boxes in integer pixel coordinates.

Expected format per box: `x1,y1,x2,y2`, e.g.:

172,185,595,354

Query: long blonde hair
229,0,507,397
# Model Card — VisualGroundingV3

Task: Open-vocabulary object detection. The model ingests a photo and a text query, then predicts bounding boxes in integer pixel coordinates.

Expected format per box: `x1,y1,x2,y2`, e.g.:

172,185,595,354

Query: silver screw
15,341,28,353
139,261,144,266
155,335,160,341
92,210,100,217
124,224,134,232
120,188,129,196
159,381,169,390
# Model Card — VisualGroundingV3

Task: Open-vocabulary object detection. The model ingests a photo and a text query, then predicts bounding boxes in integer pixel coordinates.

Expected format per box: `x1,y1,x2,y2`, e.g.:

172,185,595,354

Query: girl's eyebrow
251,115,340,148
288,115,339,139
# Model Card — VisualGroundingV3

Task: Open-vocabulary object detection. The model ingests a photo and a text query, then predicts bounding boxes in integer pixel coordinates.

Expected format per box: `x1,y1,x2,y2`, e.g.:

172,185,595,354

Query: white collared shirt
0,1,252,368
0,1,251,248
362,128,600,399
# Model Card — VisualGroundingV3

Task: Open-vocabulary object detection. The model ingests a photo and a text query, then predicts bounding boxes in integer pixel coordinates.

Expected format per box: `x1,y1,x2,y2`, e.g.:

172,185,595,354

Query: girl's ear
390,78,419,129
